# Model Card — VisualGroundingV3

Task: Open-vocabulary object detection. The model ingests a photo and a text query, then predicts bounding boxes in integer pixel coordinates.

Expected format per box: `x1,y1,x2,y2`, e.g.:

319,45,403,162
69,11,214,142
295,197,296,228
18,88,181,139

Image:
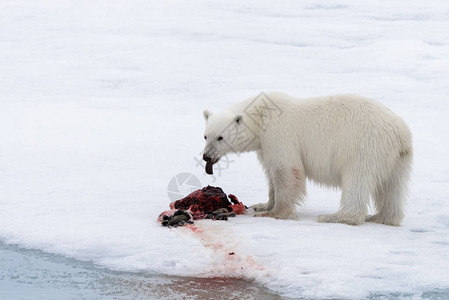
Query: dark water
0,242,282,300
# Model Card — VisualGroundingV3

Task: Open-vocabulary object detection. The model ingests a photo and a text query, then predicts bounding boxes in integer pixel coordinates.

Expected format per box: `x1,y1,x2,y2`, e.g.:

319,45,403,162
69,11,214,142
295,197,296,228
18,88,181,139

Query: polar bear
202,92,412,225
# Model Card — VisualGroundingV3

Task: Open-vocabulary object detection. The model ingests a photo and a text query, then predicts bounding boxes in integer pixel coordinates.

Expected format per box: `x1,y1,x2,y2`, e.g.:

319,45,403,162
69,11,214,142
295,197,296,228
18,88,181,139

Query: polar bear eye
204,136,207,140
217,136,223,141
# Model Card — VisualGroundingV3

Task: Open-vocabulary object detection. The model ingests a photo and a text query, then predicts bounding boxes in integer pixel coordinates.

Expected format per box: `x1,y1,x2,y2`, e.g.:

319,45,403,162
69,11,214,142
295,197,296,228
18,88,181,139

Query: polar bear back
257,93,412,188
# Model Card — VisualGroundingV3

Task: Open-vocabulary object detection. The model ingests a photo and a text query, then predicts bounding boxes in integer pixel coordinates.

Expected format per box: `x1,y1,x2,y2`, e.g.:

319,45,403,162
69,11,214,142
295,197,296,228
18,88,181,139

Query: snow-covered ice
1,0,449,298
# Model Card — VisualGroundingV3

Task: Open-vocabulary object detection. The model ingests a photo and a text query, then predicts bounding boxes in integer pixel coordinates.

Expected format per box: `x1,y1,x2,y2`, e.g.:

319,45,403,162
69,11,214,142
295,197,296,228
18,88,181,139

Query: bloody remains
158,185,246,227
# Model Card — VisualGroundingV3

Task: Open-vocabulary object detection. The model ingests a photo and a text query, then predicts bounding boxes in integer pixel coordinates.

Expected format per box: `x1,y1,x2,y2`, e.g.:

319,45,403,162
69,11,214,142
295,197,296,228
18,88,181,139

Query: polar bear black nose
203,153,212,162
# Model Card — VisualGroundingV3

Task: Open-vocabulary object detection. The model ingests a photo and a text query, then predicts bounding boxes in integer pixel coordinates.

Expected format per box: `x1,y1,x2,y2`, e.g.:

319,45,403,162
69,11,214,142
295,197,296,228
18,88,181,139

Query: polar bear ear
203,110,212,121
234,114,243,125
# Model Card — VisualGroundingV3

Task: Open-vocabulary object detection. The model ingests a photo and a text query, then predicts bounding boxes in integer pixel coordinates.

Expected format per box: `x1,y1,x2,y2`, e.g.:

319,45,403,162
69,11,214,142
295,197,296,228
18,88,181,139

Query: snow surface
1,0,449,298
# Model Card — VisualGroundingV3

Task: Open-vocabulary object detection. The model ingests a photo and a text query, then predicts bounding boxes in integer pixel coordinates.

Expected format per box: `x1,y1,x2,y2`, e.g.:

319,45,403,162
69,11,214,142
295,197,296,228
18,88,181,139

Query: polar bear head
202,109,257,174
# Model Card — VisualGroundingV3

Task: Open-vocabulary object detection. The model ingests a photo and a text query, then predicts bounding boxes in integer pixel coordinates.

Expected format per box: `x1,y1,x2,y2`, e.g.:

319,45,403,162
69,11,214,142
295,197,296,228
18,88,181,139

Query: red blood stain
183,223,267,275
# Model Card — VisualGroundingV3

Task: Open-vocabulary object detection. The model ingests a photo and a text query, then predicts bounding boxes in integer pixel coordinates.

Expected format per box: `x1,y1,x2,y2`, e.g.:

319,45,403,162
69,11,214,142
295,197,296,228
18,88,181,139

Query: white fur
203,92,412,225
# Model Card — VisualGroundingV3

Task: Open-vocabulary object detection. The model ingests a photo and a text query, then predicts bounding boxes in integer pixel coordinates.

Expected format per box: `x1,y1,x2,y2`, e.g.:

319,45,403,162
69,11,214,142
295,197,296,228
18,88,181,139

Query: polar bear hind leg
318,178,371,225
366,151,412,226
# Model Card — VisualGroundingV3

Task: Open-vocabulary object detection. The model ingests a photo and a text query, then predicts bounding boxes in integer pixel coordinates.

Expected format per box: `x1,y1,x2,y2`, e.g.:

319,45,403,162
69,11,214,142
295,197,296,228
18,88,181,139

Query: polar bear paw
253,211,271,217
365,214,382,223
254,210,292,219
365,214,400,226
251,202,269,212
317,213,364,226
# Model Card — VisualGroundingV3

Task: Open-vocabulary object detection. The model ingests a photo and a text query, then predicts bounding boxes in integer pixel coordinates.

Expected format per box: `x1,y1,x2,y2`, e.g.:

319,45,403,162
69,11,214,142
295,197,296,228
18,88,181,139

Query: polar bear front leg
255,167,305,219
251,179,275,212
